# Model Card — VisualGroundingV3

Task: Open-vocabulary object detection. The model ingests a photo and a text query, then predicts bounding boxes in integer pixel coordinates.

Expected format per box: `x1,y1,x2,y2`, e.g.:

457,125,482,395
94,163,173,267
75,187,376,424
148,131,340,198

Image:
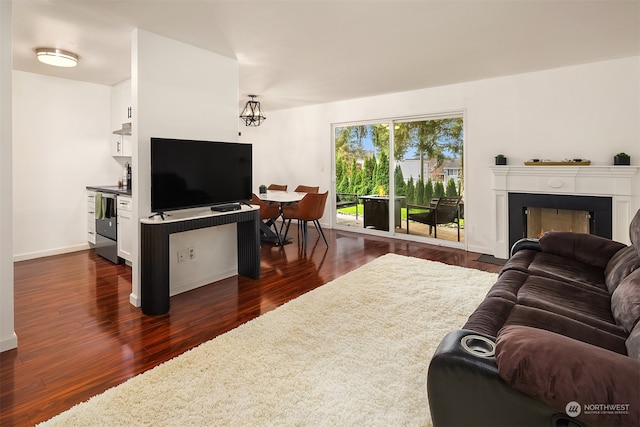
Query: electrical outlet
177,248,186,263
188,247,195,260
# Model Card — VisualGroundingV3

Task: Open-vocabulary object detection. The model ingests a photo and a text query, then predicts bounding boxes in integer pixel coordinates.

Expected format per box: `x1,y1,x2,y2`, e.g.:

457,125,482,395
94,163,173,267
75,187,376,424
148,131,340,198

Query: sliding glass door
335,122,395,231
333,114,464,244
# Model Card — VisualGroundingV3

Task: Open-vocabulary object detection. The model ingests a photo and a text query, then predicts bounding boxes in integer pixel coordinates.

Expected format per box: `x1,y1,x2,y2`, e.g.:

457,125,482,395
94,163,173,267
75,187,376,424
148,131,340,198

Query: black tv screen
151,137,252,212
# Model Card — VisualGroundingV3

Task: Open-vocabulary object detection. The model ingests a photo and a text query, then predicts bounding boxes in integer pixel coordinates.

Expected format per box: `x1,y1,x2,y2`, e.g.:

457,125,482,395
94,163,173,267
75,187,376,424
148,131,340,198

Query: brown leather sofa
427,209,640,427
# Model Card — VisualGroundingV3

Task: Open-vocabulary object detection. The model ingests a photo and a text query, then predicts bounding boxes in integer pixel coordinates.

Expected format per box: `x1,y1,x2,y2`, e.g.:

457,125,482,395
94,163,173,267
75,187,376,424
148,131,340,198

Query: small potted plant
495,154,507,165
614,152,630,166
259,184,267,194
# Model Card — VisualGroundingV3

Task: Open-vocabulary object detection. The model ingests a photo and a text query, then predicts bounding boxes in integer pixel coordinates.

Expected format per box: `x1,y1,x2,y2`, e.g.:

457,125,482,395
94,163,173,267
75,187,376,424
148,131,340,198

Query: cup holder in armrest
460,334,496,358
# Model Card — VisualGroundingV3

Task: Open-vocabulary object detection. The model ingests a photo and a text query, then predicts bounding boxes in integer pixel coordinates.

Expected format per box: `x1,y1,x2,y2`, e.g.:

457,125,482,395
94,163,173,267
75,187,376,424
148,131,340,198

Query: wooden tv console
140,205,260,315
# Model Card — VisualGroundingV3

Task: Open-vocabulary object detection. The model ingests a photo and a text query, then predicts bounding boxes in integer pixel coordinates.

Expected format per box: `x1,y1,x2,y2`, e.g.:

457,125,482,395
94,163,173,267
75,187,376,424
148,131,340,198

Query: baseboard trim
14,243,90,262
467,244,495,257
129,292,140,308
0,332,18,352
170,268,238,297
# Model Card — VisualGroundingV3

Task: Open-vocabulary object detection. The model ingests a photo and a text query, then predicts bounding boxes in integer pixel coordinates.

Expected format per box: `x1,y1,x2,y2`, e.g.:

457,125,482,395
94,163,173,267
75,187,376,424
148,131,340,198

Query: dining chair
267,184,287,191
251,193,283,246
293,185,319,193
281,191,328,251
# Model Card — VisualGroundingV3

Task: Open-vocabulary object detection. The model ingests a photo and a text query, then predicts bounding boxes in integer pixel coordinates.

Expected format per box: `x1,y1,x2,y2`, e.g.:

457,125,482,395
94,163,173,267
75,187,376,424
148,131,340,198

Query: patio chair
406,196,462,241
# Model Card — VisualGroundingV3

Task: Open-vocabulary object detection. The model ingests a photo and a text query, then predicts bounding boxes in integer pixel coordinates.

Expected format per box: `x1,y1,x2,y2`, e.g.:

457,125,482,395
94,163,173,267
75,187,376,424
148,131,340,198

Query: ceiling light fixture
35,48,78,68
239,95,266,126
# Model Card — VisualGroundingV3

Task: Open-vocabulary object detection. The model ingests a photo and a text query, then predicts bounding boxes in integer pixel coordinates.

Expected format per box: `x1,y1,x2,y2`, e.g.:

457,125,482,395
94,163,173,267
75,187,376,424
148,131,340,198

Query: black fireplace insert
508,193,612,252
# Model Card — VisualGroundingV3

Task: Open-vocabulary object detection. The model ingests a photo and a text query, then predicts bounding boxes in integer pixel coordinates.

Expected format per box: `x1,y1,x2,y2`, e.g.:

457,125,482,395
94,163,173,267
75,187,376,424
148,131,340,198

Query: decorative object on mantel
524,158,591,166
614,152,631,166
259,184,267,194
239,95,266,126
495,154,507,165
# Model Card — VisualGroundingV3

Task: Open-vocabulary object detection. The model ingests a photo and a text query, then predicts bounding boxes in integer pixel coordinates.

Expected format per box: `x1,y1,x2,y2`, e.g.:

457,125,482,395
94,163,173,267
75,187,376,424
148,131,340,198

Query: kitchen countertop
86,185,132,196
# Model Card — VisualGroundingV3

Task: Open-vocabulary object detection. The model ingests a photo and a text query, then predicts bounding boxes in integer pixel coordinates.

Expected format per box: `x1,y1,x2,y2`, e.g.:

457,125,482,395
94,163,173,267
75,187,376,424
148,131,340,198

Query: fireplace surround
508,193,612,252
491,165,638,259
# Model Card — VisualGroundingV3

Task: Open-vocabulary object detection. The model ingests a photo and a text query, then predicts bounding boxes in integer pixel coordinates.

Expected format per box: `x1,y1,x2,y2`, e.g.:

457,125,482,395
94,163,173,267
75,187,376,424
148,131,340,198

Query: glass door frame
330,110,467,250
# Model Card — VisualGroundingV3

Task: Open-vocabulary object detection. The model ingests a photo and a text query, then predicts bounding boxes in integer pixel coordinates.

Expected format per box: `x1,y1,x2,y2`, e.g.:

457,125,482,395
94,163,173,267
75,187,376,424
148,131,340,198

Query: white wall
130,29,240,306
12,71,121,260
243,57,640,255
168,224,237,296
0,0,17,352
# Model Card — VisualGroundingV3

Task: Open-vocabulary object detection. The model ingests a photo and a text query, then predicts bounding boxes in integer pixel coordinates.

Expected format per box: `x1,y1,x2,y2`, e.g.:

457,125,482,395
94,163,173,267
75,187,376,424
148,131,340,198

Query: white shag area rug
40,253,497,427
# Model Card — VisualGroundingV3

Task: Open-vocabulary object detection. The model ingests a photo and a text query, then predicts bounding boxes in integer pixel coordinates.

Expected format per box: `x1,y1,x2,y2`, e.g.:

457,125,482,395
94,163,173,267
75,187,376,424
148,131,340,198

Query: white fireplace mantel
491,165,639,258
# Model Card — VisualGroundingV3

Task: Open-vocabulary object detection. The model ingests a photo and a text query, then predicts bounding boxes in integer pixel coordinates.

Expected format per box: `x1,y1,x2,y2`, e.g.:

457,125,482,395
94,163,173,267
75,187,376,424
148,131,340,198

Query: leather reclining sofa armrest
427,329,568,427
511,238,541,257
538,231,626,269
496,325,640,427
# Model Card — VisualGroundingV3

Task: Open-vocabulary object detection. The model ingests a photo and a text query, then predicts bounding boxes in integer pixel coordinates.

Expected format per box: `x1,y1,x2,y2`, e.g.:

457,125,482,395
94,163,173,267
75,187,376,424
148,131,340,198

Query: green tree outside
406,177,415,204
434,181,445,199
394,165,406,196
425,179,434,204
446,178,458,197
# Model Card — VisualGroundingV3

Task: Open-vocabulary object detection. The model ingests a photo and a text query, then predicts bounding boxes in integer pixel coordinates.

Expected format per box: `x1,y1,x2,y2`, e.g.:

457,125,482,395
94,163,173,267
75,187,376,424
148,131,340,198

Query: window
334,115,464,243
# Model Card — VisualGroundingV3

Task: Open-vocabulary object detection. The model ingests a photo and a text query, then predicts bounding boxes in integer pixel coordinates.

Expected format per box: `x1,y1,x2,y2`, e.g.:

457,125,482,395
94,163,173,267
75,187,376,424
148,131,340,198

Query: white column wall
0,0,17,352
243,56,640,255
130,29,239,306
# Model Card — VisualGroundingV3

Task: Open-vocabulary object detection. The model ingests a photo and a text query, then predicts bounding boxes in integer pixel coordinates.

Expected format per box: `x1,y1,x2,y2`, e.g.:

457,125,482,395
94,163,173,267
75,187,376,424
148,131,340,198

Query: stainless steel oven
95,193,119,264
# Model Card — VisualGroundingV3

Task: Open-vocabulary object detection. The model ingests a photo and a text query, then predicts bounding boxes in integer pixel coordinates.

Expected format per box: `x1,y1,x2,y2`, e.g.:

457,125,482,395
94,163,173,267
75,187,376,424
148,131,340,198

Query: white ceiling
12,1,640,112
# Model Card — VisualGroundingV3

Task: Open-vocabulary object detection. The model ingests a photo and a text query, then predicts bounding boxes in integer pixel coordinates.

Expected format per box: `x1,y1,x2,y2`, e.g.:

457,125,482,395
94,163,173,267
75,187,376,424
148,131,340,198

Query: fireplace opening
508,193,612,251
525,207,592,239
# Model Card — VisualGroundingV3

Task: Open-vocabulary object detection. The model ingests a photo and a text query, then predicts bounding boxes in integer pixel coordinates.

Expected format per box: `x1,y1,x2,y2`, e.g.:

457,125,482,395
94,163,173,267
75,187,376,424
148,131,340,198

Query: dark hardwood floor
0,228,501,426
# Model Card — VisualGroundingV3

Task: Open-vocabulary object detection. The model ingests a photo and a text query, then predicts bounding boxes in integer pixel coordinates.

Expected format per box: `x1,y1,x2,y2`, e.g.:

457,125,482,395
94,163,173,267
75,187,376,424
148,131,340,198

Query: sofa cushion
485,269,528,302
630,208,640,249
611,268,640,334
627,322,640,360
501,249,536,275
504,304,628,353
605,245,640,293
462,296,515,337
517,275,616,328
496,325,640,427
528,252,609,291
538,231,626,269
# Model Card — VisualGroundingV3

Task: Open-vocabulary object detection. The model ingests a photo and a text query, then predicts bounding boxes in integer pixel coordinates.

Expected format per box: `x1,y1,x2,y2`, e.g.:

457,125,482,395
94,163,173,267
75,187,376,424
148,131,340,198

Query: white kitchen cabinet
111,134,132,157
87,190,96,245
117,195,133,262
111,79,132,157
111,79,131,129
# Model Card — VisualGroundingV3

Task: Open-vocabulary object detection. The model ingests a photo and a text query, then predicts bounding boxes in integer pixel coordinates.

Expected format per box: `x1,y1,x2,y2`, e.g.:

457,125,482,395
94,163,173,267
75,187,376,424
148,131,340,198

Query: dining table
256,190,306,244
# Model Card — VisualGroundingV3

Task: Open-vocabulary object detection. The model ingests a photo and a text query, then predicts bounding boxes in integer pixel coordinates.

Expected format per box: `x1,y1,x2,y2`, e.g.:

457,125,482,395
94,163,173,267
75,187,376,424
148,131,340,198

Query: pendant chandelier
239,95,266,126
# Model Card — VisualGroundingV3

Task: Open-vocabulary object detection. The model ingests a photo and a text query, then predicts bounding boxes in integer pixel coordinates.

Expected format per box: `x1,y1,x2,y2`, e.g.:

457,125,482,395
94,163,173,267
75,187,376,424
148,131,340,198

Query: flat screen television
150,137,252,213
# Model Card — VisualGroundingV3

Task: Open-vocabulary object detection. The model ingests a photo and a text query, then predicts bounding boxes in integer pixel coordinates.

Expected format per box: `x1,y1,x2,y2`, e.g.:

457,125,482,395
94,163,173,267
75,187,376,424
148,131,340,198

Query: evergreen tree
364,156,376,182
394,165,406,196
352,165,363,195
434,180,445,198
365,156,377,195
349,158,358,193
376,151,390,194
406,177,415,204
446,178,458,196
335,156,344,186
425,179,434,204
337,175,350,194
336,157,347,193
416,177,425,205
